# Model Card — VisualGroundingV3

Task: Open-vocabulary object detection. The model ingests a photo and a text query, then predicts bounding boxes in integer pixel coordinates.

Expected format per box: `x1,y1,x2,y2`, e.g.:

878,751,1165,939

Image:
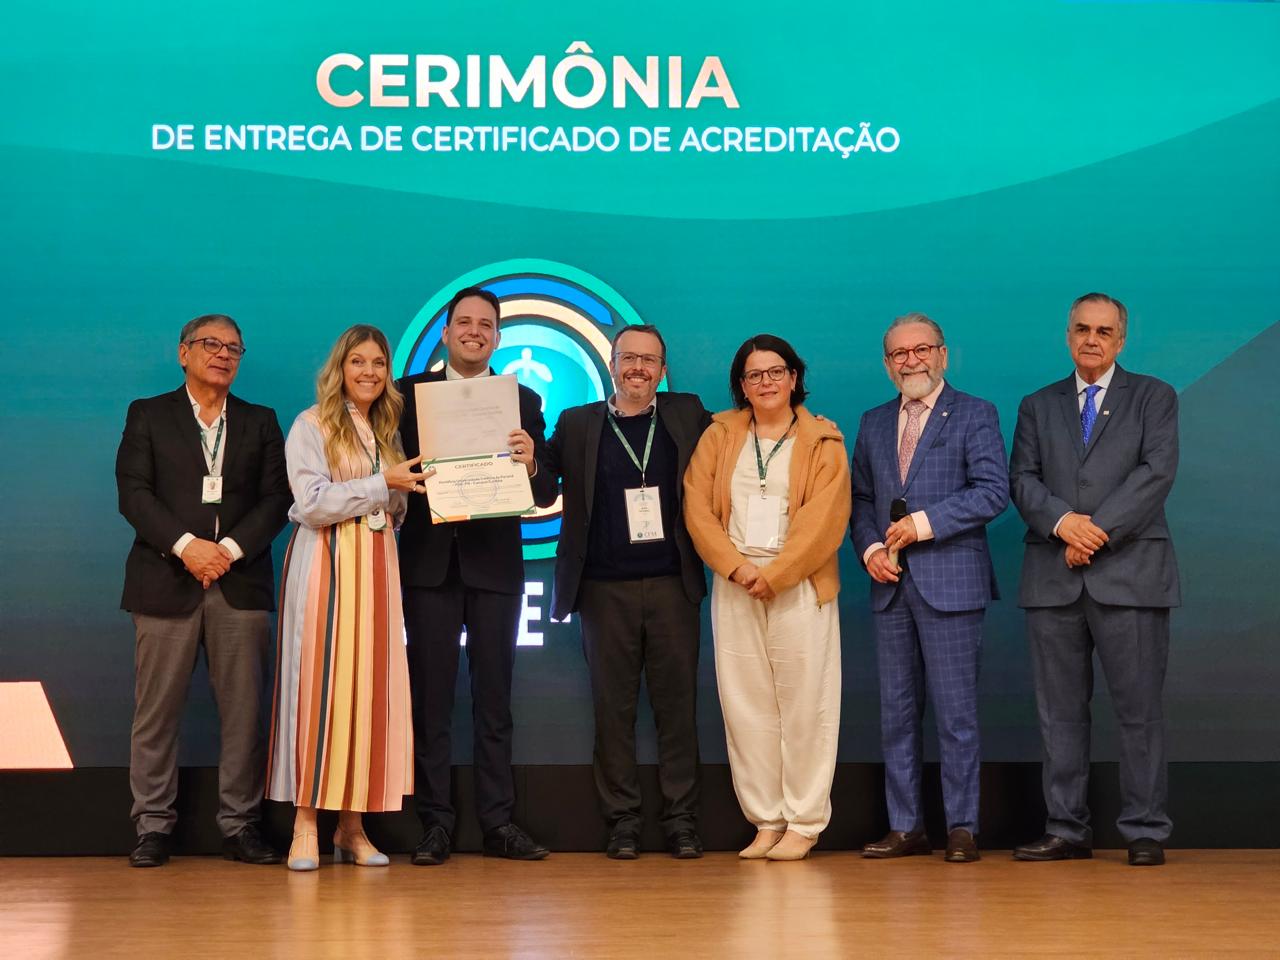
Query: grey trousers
1027,590,1171,846
129,583,271,837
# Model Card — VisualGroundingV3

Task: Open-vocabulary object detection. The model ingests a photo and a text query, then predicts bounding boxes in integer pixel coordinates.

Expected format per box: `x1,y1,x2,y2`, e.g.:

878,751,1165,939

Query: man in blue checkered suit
851,313,1009,863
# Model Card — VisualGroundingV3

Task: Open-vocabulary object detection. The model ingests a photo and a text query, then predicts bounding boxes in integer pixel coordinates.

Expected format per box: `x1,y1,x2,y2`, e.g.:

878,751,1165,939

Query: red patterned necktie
898,399,927,484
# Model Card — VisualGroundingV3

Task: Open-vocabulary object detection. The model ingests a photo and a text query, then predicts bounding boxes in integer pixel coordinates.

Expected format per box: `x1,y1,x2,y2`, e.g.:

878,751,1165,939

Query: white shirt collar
1074,364,1116,396
607,395,657,418
445,363,491,380
186,386,227,423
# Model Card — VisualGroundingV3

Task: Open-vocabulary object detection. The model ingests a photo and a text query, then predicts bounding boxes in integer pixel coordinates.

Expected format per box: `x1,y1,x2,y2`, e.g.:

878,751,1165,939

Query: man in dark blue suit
1010,293,1179,867
851,313,1009,863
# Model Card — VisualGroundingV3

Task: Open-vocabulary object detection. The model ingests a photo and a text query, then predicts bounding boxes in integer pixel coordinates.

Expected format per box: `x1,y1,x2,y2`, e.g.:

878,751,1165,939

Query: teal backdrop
2,0,1277,767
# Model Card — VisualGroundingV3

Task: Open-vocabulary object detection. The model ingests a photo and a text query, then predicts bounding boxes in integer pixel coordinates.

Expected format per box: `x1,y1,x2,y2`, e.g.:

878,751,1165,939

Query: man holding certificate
397,287,559,865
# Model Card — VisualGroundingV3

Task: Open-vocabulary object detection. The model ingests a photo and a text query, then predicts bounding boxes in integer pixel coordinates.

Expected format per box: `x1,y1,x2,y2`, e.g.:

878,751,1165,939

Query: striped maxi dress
266,405,412,811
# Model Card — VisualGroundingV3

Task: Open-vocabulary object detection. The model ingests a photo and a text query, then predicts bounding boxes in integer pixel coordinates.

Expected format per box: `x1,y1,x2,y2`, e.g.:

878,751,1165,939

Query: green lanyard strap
751,414,798,492
363,439,381,475
199,415,226,476
608,411,657,487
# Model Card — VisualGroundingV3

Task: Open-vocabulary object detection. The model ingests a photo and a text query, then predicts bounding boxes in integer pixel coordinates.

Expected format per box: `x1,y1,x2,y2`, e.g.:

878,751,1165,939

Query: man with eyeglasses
1009,293,1179,867
116,314,291,867
850,312,1008,863
542,325,712,859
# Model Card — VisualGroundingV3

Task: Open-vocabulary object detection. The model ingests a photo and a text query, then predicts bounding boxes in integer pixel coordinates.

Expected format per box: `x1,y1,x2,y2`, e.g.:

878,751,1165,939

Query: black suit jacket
543,392,712,621
397,369,559,595
116,386,291,616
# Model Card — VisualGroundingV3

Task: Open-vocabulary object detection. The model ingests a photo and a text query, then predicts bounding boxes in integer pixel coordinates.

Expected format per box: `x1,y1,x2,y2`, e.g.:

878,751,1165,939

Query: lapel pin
1103,410,1110,416
941,411,949,417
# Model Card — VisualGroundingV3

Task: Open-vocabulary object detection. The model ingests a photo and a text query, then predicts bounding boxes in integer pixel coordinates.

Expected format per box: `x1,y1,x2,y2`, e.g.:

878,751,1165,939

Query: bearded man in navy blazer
1010,293,1179,868
851,313,1009,864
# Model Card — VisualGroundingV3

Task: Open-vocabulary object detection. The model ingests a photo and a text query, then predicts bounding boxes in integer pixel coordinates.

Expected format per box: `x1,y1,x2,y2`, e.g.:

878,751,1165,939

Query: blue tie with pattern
1081,384,1101,446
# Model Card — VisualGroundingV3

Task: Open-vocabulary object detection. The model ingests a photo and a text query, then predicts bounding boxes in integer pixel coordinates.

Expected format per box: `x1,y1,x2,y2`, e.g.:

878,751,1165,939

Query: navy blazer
1009,365,1180,609
543,391,712,621
396,368,559,595
851,383,1009,613
116,387,291,616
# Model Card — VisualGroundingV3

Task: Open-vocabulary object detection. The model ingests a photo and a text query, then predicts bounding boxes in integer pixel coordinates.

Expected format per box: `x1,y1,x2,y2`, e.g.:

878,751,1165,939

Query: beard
897,369,940,400
616,375,653,399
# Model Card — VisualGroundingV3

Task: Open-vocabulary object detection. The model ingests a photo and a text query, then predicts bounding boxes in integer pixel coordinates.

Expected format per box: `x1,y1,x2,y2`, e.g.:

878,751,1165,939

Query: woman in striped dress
267,324,428,870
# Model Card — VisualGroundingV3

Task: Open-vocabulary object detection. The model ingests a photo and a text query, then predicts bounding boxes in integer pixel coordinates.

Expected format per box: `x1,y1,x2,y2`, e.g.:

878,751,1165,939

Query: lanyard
349,403,381,474
608,412,657,487
199,415,226,476
751,414,797,493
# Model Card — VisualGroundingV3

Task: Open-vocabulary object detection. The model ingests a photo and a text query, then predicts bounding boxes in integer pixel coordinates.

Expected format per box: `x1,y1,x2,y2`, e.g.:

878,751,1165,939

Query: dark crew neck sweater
582,410,683,581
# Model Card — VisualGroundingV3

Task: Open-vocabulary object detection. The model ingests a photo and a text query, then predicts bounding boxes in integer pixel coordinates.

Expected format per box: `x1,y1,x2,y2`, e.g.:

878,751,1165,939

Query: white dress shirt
445,363,490,380
172,387,244,561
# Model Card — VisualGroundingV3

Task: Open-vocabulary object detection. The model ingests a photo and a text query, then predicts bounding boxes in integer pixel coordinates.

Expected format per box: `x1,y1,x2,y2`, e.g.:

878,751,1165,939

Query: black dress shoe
1128,837,1166,867
667,829,704,860
945,828,981,863
129,832,171,868
1013,833,1092,861
862,829,931,859
411,825,452,866
483,823,550,861
222,824,283,865
606,832,639,860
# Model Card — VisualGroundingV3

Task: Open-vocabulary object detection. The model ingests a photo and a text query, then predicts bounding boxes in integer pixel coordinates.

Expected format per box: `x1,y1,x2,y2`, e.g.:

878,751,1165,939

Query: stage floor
3,851,1277,958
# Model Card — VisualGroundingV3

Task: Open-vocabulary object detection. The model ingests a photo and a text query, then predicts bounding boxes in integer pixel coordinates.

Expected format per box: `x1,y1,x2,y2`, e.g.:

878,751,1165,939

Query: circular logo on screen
394,259,660,560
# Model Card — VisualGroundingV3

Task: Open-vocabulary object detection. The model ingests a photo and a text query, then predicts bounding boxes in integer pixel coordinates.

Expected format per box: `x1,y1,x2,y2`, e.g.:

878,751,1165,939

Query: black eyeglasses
185,337,246,359
614,351,664,369
886,343,941,365
742,365,789,386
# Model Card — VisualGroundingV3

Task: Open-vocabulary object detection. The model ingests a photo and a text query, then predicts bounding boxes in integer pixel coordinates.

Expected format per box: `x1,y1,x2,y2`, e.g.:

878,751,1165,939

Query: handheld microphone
888,498,908,571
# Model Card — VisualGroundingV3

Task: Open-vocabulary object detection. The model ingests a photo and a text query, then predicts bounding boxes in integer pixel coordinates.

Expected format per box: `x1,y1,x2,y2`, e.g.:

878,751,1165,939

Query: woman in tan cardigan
684,334,850,861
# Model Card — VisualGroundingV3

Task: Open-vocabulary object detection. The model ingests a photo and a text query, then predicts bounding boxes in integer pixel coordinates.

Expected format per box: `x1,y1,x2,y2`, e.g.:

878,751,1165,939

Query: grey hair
1068,293,1128,339
179,313,242,346
883,312,945,355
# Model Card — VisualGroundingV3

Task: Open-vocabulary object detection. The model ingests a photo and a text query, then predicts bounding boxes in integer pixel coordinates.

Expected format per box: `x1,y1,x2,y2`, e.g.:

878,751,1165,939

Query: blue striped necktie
1081,384,1101,446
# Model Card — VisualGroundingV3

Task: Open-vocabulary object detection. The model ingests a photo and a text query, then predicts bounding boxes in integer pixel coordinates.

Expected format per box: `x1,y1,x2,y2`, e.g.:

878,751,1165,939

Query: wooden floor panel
2,851,1277,959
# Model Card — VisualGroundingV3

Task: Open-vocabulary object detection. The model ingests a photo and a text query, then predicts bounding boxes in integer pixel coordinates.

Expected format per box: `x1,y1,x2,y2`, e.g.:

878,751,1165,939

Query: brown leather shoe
862,829,931,859
945,828,980,862
1012,833,1092,861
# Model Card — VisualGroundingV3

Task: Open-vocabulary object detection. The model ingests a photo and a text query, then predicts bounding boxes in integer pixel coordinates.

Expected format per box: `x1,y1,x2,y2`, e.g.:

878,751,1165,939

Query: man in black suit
398,287,560,864
116,314,290,867
543,325,711,859
1009,293,1180,867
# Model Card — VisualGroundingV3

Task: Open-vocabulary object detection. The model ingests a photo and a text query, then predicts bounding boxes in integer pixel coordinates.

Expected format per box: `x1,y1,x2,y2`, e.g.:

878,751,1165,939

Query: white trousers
711,570,841,838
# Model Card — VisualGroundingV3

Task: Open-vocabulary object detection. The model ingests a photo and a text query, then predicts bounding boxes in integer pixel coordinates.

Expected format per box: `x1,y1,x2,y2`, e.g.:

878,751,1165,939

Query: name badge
201,475,223,504
367,507,388,532
624,487,665,543
745,494,784,550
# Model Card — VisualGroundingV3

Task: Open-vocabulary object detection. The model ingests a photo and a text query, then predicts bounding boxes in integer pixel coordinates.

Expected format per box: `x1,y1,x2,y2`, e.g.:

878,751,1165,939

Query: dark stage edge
2,763,1277,856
